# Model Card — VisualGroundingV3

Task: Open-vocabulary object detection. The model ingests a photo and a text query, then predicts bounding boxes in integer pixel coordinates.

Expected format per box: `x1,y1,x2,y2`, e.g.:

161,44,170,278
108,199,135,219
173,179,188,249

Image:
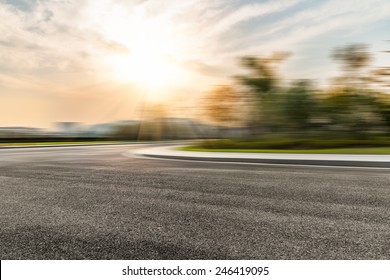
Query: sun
100,8,188,101
108,44,181,99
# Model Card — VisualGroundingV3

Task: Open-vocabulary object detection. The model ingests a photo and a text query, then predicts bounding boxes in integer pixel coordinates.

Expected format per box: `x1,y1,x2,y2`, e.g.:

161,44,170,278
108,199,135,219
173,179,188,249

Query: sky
1,0,390,128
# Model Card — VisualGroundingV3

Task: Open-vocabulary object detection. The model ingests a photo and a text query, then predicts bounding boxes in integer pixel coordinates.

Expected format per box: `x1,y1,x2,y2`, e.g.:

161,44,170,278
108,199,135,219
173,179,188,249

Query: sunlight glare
102,7,188,101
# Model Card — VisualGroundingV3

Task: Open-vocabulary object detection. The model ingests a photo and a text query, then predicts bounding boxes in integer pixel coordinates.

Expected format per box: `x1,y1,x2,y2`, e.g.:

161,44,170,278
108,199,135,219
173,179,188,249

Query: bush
197,138,390,150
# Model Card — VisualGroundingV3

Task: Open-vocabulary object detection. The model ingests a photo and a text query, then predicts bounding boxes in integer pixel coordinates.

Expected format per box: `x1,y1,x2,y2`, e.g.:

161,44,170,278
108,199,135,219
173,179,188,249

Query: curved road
0,144,389,259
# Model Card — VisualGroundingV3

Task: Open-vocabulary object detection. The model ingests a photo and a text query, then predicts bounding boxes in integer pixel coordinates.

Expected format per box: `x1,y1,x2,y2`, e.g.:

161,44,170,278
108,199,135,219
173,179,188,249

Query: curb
135,146,390,168
140,153,390,168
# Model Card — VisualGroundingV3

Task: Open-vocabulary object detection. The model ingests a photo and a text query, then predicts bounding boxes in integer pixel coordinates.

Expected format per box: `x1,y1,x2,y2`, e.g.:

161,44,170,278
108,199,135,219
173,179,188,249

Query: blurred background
1,0,390,150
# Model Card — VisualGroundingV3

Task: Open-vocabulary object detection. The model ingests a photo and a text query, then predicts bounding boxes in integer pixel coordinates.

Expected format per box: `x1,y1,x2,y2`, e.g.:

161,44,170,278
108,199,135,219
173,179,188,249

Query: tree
281,80,319,130
237,52,290,97
236,52,290,131
204,85,242,126
369,67,390,89
322,87,386,137
364,42,390,91
331,44,371,88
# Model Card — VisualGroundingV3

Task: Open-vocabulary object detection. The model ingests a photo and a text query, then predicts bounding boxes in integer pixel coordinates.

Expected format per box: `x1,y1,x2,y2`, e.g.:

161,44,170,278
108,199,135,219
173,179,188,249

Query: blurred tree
204,85,242,126
281,80,319,130
322,88,385,137
331,44,371,88
253,80,322,133
327,43,390,136
236,52,290,131
372,49,390,130
370,67,390,89
374,93,390,133
237,52,290,97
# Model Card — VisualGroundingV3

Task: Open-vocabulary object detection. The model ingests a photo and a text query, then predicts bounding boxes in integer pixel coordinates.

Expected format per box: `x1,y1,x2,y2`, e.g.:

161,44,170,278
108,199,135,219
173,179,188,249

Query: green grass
180,146,390,154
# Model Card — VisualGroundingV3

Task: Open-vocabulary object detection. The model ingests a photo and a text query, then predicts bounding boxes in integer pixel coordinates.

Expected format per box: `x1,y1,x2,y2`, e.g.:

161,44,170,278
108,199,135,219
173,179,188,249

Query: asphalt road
0,144,389,259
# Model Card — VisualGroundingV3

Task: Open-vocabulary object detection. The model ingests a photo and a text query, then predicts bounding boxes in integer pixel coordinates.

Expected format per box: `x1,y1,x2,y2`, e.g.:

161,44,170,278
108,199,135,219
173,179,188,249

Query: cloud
226,0,390,55
205,0,303,37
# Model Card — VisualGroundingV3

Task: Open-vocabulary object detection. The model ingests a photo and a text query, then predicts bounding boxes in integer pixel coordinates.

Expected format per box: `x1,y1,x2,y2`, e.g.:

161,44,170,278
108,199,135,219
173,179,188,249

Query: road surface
0,144,389,259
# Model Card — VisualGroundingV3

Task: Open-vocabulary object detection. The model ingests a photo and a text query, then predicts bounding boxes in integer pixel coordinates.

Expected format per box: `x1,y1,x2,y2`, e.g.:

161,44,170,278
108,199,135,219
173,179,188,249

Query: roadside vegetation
196,43,390,153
